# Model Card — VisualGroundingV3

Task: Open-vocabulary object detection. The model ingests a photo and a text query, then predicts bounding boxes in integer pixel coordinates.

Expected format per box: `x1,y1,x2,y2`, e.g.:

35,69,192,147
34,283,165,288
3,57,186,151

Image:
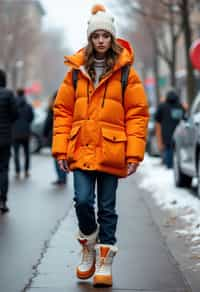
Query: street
0,151,73,292
1,152,200,292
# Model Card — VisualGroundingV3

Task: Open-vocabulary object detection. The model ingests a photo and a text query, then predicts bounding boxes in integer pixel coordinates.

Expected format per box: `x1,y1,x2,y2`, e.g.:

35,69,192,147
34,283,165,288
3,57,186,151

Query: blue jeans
54,159,66,183
163,146,173,169
73,170,118,245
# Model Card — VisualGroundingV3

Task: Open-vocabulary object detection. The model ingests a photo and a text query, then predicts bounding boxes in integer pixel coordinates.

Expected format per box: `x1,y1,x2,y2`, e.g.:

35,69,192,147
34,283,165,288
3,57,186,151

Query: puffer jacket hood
64,38,134,70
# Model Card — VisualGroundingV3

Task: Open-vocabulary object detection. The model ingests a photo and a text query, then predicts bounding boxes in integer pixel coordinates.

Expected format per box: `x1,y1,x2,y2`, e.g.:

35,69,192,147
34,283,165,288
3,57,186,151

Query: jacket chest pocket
100,128,127,168
67,126,81,163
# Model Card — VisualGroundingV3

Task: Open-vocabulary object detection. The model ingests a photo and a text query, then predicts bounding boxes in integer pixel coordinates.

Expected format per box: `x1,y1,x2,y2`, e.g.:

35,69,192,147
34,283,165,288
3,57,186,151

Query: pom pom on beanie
87,4,116,39
91,4,106,14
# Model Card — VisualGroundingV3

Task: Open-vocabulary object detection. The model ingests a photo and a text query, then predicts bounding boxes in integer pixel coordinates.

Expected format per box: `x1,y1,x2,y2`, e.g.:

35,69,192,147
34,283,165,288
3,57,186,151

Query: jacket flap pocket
69,126,81,140
101,128,127,142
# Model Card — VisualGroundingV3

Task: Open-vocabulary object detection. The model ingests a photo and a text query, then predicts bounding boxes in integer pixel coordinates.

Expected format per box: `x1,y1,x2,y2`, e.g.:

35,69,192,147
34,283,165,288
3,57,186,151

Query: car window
33,108,46,124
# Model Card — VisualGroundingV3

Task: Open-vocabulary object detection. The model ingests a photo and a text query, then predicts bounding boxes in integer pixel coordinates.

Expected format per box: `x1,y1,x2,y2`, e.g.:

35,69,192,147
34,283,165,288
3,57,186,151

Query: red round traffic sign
190,39,200,71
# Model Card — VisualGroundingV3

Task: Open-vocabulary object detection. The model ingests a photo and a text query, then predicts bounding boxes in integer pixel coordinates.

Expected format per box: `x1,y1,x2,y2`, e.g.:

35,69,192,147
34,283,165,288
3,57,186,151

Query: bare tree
125,0,198,105
0,0,41,90
177,0,197,106
115,0,167,104
38,29,70,96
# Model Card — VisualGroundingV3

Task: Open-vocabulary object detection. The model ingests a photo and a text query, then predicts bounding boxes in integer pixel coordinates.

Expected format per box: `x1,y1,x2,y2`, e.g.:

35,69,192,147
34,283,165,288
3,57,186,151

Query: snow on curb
138,155,200,265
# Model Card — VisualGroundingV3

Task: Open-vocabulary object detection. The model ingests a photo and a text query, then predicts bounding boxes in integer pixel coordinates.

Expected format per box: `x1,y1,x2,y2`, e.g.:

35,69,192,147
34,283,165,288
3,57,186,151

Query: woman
52,4,149,286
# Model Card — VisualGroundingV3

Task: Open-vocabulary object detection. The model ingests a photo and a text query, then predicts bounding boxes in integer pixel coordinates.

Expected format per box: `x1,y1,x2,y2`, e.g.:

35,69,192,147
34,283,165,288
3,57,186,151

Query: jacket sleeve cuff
126,157,140,164
53,154,67,161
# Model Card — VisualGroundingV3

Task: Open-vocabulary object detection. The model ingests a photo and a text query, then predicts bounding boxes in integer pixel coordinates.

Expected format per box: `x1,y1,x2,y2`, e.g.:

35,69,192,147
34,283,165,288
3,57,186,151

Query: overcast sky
40,0,118,52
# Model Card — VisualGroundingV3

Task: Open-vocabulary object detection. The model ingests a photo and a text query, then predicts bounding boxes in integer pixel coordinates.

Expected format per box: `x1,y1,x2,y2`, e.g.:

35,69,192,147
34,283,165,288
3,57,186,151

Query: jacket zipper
87,79,90,104
101,80,108,108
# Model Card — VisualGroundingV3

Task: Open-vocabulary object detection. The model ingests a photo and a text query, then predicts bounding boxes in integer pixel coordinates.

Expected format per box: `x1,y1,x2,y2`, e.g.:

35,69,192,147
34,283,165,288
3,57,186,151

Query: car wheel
30,132,42,153
173,148,192,187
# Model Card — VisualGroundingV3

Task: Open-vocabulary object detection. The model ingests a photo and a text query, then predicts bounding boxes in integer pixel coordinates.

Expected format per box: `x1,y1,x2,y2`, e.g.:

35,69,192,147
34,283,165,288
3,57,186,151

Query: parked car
173,91,200,196
30,107,47,153
146,107,160,157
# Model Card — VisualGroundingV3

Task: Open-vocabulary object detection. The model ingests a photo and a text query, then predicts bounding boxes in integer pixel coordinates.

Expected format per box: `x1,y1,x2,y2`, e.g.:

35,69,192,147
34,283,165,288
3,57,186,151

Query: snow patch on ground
139,155,200,267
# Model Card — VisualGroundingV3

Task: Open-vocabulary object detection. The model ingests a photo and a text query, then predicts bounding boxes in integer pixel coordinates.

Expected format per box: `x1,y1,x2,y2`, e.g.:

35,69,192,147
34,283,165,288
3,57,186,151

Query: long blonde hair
84,35,123,83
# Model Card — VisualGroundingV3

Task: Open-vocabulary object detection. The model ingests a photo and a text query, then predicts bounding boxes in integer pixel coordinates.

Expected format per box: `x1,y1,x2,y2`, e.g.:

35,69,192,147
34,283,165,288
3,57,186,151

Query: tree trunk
170,44,176,87
154,49,160,106
182,0,197,106
169,7,176,88
10,65,17,91
152,36,160,106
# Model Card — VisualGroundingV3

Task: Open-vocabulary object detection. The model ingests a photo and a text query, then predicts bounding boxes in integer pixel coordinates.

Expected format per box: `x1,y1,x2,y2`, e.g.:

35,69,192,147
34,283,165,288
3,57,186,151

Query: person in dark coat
13,88,34,178
155,89,185,168
43,91,67,186
0,69,18,213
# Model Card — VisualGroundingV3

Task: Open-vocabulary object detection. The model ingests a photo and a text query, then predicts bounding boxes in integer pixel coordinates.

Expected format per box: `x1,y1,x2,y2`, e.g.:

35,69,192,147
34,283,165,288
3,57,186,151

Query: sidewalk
25,174,190,292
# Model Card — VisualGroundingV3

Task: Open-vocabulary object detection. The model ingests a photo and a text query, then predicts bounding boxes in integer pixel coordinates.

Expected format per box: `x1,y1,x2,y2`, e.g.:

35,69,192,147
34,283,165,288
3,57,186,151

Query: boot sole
93,275,112,286
93,283,112,287
76,264,95,280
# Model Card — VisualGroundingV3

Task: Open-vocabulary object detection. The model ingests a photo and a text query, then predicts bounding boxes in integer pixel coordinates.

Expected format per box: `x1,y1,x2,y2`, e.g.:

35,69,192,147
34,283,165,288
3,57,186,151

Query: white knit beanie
87,4,116,39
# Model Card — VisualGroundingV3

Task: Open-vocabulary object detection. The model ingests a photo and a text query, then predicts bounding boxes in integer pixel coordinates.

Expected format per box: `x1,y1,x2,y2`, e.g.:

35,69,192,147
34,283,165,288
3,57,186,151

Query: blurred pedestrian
155,89,185,168
0,69,18,213
43,91,67,186
13,88,34,179
52,4,149,287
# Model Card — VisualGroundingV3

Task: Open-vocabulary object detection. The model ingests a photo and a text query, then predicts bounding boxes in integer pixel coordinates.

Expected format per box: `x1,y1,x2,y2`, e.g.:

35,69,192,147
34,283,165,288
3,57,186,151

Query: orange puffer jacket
52,39,149,177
